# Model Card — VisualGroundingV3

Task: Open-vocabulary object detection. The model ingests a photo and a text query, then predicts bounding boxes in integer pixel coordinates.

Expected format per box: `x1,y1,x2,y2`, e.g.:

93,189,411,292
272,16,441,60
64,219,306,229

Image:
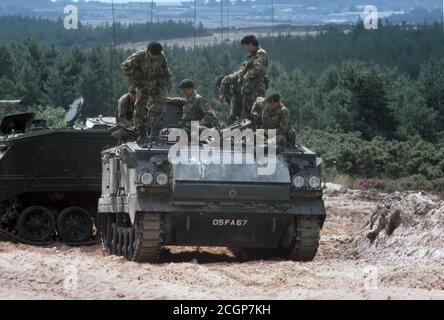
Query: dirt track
0,191,443,300
120,30,318,50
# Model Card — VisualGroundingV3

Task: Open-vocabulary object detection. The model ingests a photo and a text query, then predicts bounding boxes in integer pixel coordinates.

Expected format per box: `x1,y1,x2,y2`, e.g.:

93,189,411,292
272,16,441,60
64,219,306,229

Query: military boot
148,127,161,143
136,125,147,146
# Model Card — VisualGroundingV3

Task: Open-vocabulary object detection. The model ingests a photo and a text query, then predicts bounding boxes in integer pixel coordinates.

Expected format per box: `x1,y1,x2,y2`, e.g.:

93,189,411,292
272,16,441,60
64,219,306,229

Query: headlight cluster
155,173,169,186
139,171,169,186
293,175,321,190
140,172,154,185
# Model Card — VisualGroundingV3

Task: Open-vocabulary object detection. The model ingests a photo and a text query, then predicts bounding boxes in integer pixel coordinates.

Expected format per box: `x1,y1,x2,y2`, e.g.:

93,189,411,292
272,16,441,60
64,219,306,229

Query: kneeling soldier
167,79,218,128
258,93,290,145
116,87,137,129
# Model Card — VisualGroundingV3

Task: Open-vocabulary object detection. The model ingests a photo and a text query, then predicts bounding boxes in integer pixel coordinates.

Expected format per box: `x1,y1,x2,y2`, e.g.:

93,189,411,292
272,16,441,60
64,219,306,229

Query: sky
55,0,180,3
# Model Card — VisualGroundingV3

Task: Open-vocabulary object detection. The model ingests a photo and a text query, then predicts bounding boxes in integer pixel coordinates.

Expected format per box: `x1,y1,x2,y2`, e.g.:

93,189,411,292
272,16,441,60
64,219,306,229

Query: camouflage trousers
242,89,266,120
228,94,243,124
134,87,167,137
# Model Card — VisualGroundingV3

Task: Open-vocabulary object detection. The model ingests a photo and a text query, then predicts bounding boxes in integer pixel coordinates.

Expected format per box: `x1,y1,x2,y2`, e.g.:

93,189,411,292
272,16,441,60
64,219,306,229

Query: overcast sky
80,1,181,3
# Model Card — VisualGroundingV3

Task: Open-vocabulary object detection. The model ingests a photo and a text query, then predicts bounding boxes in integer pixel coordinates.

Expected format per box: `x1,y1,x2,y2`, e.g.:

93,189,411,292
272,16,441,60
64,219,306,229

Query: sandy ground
0,190,443,300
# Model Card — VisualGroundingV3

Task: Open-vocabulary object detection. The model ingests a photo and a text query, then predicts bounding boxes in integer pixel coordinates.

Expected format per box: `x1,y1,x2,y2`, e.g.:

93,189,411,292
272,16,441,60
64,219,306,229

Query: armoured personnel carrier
98,107,326,262
0,99,115,244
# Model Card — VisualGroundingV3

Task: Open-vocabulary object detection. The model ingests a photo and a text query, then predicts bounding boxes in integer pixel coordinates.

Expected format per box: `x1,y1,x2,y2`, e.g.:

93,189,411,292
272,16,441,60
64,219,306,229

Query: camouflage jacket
169,91,210,123
260,103,290,136
121,50,172,92
251,96,266,126
237,47,268,94
116,93,135,129
200,110,220,129
220,72,241,103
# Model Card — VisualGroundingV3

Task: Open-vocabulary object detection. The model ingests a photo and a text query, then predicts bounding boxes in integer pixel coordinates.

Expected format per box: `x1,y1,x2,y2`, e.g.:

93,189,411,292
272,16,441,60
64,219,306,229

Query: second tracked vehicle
0,99,115,244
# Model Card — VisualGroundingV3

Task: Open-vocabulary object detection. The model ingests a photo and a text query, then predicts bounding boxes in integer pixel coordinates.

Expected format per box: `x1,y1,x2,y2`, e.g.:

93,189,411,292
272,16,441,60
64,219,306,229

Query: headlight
293,176,305,189
155,172,169,186
140,172,154,186
308,176,321,189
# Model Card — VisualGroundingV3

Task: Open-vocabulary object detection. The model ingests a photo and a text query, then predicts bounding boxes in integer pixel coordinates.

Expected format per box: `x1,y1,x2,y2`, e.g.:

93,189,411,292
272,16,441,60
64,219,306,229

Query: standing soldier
121,42,172,140
258,93,290,145
218,73,242,125
220,35,268,120
167,79,219,128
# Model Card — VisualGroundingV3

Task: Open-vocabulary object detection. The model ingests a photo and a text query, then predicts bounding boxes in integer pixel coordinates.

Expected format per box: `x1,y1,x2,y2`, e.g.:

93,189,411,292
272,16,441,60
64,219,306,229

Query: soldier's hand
130,80,137,88
251,111,259,119
219,95,225,103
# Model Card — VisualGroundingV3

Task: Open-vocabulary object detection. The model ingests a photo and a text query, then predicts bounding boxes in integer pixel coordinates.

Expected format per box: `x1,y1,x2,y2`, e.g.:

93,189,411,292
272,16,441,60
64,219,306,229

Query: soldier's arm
245,53,267,80
116,97,132,127
167,97,186,107
230,60,247,81
233,68,245,80
121,53,137,76
251,98,264,115
220,73,238,99
122,52,143,87
196,97,210,119
250,99,264,127
277,108,290,136
219,77,231,97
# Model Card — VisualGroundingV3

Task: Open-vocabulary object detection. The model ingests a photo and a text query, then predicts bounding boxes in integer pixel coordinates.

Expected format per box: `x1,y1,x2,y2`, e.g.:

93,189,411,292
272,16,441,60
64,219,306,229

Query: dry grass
334,175,356,189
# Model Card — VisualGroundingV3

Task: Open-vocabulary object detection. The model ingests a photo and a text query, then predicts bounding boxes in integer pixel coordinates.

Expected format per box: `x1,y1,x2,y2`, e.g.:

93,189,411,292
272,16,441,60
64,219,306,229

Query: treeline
2,22,444,144
0,40,128,118
170,23,444,142
0,16,209,47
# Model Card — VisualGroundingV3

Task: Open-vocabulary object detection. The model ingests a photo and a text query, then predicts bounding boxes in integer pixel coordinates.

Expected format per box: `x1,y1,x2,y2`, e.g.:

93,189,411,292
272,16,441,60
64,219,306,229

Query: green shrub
297,129,444,180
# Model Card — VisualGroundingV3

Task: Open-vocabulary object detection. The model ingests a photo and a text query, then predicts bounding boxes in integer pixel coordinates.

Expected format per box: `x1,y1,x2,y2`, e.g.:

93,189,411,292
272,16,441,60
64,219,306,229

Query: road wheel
17,206,55,243
57,207,93,243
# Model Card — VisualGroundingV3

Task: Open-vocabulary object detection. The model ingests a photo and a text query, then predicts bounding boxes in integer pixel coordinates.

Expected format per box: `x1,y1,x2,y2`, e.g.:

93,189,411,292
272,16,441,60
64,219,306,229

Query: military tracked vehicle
98,105,326,262
0,99,115,244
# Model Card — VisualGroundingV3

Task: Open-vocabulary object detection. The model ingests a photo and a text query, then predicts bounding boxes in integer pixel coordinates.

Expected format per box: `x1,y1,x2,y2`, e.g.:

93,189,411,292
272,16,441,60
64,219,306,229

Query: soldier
218,73,242,125
167,79,219,128
258,93,290,145
221,35,268,120
115,87,137,129
250,96,266,128
121,42,172,140
200,109,220,129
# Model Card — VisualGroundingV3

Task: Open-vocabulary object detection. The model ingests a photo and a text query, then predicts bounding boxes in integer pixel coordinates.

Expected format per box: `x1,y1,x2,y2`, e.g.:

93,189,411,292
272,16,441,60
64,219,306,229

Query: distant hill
388,8,443,24
0,16,209,47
